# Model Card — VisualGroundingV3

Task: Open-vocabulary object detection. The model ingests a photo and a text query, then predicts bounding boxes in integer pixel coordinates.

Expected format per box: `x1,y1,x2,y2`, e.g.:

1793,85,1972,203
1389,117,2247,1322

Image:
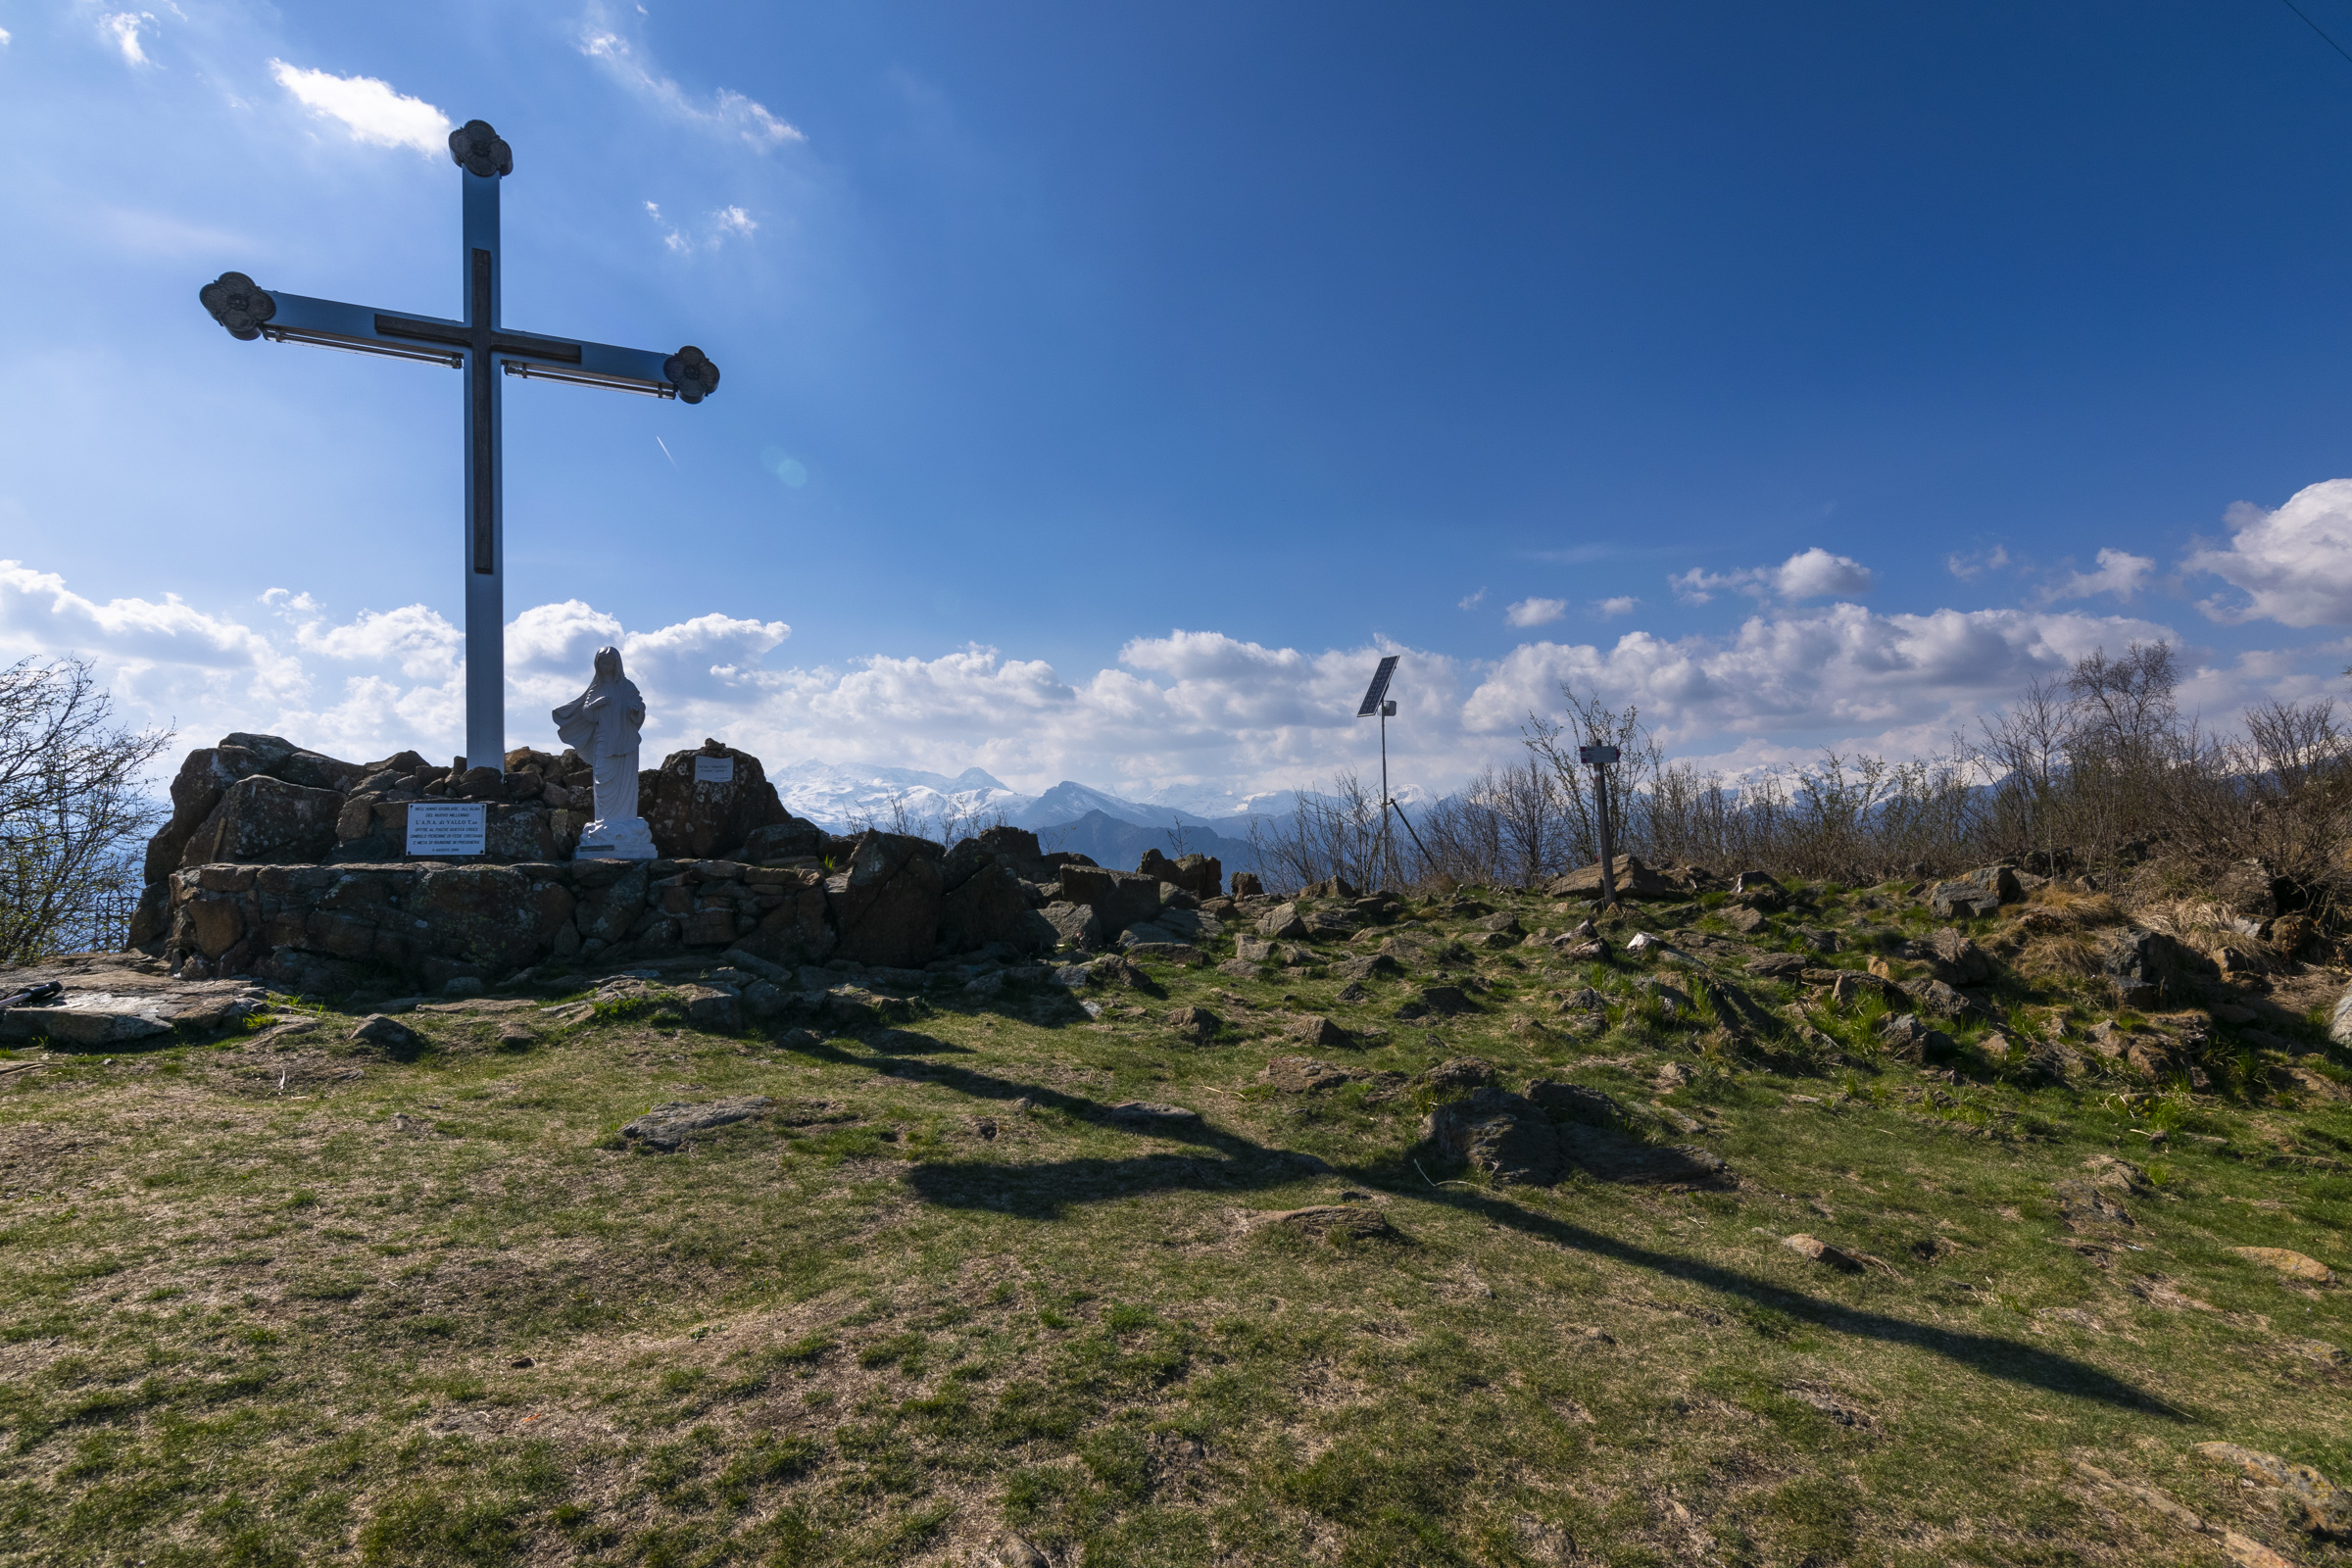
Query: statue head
593,646,625,684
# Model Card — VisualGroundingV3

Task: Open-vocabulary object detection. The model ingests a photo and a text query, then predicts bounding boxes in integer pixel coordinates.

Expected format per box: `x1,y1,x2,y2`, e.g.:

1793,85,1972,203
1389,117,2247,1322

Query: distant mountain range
762,760,1301,873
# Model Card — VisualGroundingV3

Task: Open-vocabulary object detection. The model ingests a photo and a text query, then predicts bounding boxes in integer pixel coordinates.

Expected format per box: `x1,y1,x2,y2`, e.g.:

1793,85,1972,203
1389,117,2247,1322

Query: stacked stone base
163,858,843,995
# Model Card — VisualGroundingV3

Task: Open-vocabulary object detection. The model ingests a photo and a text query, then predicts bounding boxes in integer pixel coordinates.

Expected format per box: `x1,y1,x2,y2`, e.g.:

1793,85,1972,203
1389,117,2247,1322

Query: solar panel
1356,656,1399,717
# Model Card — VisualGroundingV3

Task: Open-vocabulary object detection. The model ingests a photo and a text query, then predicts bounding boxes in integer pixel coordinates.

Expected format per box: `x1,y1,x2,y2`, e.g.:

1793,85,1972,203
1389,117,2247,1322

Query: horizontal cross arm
502,337,685,398
253,291,466,368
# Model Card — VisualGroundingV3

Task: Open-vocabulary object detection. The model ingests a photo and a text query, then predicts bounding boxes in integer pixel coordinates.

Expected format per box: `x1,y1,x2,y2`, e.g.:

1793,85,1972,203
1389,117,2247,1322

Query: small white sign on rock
693,755,736,785
407,801,487,857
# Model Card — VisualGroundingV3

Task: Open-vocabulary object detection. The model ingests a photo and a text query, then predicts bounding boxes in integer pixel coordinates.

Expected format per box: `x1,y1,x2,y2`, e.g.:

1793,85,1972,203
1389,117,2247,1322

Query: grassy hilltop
1,874,2349,1567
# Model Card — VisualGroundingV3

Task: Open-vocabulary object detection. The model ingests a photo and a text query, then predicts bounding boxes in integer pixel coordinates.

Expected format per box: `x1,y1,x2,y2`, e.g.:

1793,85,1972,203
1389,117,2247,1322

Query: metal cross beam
198,119,721,772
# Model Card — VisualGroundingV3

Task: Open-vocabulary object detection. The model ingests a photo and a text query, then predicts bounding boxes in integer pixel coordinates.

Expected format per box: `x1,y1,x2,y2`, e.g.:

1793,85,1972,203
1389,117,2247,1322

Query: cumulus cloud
1671,547,1875,605
580,25,803,149
1505,597,1567,628
269,60,451,155
1457,588,1488,612
1596,596,1640,619
101,13,154,66
2185,478,2352,626
2042,548,2155,604
4,551,2252,814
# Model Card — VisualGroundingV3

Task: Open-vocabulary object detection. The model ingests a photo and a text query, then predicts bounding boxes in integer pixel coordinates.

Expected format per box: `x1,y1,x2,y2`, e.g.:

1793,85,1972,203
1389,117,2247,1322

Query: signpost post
1579,744,1622,908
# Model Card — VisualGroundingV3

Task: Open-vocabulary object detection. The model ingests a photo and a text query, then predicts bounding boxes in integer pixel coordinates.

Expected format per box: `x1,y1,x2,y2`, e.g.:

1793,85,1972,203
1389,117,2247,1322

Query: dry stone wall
134,734,1238,991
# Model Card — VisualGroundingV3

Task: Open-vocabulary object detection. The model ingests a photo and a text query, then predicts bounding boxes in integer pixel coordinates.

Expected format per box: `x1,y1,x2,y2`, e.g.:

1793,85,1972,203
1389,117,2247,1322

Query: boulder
1396,984,1475,1019
1136,848,1222,900
1878,1012,1956,1063
1055,864,1166,938
1420,1087,1562,1185
1260,1055,1359,1093
1926,882,2001,920
939,863,1047,956
1524,1079,1630,1126
944,826,1052,891
621,1097,773,1152
1545,855,1681,901
822,832,944,968
1910,927,1992,985
2189,1444,2351,1539
1256,903,1311,941
2100,928,2212,1008
1230,871,1264,899
1040,901,1105,951
413,865,545,976
178,775,344,867
1410,1057,1495,1096
640,741,797,860
742,818,825,864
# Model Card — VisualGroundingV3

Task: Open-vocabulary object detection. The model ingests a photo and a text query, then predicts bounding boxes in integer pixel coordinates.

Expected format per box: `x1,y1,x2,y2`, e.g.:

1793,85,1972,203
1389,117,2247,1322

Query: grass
0,881,2347,1564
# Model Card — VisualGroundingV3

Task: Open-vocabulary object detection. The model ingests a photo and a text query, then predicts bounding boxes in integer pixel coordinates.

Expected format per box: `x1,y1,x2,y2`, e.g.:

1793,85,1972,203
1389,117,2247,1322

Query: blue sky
8,1,2352,807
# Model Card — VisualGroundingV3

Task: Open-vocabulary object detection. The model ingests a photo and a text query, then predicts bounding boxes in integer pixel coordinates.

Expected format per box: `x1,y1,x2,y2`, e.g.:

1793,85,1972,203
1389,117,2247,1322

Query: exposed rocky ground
1,856,2349,1565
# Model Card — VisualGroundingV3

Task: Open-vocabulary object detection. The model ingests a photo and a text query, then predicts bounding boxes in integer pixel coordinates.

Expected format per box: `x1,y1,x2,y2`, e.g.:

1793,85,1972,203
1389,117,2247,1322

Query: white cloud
2043,547,2155,604
1946,545,2010,581
102,13,155,67
1,26,15,46
580,25,803,150
15,559,2328,811
1505,597,1567,628
269,60,451,156
1457,588,1487,612
1671,546,1875,605
1596,596,1640,619
645,200,759,254
2185,477,2352,626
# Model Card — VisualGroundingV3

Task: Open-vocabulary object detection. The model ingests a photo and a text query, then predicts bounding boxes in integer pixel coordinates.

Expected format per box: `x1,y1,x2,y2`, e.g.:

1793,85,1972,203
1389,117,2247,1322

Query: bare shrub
0,658,172,961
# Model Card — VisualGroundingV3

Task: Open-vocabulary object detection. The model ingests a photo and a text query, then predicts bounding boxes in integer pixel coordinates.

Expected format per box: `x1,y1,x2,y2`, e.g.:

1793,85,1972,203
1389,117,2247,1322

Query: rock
732,869,837,969
621,1097,773,1151
1256,903,1311,941
1410,1057,1495,1096
1898,976,1978,1018
1912,927,1992,985
939,863,1048,956
677,983,741,1031
1926,882,2002,920
1726,906,1769,935
1545,856,1682,901
981,1533,1054,1568
1055,864,1167,938
1878,1012,1956,1063
1040,901,1105,951
1395,985,1474,1020
741,818,824,864
1136,848,1223,900
178,775,345,868
345,1012,419,1052
2191,1443,2352,1538
1784,1234,1884,1273
1260,1055,1360,1093
2230,1247,2337,1284
1524,1079,1629,1126
1160,1005,1221,1042
1476,912,1524,937
1126,942,1208,967
2330,985,2352,1047
1333,954,1404,982
1421,1087,1563,1185
2272,1063,2352,1102
1230,871,1264,899
1289,1013,1352,1050
2052,1179,2134,1231
824,832,945,969
639,742,798,860
2100,928,2213,1009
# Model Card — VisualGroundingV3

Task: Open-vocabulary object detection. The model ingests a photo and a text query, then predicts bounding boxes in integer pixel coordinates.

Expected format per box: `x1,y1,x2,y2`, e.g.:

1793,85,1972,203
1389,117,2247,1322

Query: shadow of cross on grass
818,1030,2171,1415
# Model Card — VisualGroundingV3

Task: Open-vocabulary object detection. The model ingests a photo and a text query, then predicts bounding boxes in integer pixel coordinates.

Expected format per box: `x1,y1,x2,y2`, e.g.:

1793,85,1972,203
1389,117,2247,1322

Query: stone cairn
131,732,1229,996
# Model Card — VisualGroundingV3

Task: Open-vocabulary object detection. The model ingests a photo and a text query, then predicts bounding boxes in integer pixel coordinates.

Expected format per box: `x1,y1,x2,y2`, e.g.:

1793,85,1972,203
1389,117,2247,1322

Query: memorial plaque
693,755,736,784
407,801,488,857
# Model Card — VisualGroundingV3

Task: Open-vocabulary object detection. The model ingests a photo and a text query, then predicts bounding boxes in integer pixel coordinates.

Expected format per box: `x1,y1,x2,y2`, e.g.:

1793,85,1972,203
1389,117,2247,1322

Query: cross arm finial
663,346,720,404
199,271,276,340
448,120,514,178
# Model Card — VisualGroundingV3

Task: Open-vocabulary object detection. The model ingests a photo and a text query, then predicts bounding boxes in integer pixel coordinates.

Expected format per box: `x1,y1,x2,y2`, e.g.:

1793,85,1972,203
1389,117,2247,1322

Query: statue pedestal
575,815,656,860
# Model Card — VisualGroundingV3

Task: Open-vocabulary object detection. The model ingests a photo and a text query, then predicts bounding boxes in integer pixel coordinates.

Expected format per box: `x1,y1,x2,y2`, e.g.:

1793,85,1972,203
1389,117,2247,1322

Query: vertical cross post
463,167,504,770
1580,743,1623,909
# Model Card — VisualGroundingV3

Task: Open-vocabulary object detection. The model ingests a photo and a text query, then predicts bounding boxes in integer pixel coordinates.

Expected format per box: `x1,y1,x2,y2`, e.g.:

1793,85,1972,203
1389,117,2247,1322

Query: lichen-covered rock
939,863,1051,956
178,775,344,868
640,741,799,860
621,1097,772,1151
1057,865,1169,938
1421,1087,1562,1185
824,832,944,969
733,868,835,968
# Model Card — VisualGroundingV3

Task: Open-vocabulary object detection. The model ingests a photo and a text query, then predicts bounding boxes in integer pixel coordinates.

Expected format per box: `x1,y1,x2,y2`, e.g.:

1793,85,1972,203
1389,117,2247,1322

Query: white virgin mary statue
554,646,656,859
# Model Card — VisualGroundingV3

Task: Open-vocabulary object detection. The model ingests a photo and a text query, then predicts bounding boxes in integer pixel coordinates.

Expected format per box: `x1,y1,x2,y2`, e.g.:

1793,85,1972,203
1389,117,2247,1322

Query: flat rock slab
1252,1204,1395,1242
1261,1055,1359,1094
621,1097,774,1151
0,957,267,1044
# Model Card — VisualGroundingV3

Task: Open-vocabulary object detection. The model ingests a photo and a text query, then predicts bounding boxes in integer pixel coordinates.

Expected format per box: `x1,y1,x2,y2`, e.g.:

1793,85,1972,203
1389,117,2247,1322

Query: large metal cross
199,119,721,772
